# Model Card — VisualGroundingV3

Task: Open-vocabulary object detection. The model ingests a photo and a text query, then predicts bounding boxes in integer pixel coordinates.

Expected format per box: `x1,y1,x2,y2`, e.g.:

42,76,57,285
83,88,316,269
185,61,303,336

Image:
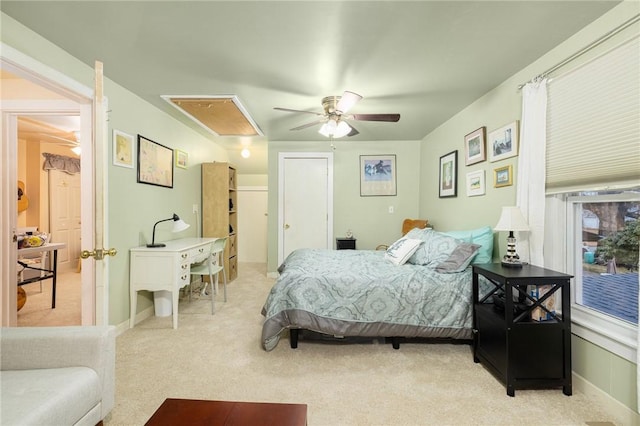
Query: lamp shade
172,217,190,233
494,206,530,232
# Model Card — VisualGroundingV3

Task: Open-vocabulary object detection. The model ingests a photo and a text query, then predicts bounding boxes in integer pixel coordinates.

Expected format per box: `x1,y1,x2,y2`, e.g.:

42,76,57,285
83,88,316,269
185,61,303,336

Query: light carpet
108,262,620,426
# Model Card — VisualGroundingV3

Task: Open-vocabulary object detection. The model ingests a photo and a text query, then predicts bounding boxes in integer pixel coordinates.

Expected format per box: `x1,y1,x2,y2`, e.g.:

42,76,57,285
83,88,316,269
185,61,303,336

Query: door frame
277,152,333,265
1,43,103,326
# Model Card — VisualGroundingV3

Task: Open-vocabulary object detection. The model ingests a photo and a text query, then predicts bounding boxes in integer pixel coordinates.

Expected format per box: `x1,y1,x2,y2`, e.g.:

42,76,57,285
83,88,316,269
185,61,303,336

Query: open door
1,46,111,326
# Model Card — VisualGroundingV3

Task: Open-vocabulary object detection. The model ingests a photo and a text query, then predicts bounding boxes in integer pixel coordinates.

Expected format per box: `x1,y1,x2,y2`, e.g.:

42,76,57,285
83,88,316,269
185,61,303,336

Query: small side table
336,238,356,250
472,263,573,397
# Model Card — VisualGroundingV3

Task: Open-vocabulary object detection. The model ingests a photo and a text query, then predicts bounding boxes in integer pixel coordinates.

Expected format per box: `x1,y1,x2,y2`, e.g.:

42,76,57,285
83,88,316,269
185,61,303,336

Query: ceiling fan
33,132,81,155
274,91,400,138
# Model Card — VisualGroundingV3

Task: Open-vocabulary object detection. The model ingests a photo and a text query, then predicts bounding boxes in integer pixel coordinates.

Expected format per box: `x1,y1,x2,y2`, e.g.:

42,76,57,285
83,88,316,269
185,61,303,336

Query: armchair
1,326,116,426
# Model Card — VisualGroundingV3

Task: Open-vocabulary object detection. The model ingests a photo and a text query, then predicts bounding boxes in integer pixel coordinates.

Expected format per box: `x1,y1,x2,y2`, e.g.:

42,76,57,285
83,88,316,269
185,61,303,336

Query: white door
278,153,333,265
49,169,81,270
237,187,268,263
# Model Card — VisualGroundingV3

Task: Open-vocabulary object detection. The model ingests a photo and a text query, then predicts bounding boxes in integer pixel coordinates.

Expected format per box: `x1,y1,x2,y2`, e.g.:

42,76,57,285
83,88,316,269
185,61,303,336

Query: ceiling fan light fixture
319,119,352,139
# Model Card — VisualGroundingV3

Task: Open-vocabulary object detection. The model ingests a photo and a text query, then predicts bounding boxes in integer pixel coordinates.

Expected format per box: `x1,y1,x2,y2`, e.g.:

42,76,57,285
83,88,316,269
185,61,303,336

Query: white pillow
385,237,423,265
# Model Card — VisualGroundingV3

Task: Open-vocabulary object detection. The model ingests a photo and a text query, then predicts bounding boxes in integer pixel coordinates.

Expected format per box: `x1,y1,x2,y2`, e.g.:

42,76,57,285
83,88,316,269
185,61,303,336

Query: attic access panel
163,95,263,137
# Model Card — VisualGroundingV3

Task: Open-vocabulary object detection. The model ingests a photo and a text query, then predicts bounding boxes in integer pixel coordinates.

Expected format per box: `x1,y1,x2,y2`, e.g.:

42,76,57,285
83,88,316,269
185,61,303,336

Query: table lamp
147,213,190,248
494,206,530,268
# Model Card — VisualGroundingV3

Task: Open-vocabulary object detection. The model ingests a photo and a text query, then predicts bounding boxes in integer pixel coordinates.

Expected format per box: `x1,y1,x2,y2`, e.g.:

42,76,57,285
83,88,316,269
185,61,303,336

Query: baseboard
573,372,639,426
114,306,154,336
267,271,279,279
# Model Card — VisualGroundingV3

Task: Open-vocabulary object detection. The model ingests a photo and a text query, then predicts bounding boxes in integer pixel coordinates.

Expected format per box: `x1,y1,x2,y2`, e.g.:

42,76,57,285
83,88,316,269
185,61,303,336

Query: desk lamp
494,206,530,268
147,213,190,248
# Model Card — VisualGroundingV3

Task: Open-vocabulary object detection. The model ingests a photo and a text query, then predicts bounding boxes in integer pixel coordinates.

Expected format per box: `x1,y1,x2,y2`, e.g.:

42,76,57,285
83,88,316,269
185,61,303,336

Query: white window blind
546,36,640,193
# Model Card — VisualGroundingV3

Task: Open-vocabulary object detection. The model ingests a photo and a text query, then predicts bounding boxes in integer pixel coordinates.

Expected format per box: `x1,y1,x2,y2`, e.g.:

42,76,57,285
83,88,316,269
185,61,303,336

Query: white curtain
516,78,548,267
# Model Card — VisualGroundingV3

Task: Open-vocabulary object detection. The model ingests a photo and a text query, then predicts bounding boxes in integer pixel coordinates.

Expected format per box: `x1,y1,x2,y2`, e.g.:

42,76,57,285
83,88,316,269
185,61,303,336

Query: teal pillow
443,226,493,264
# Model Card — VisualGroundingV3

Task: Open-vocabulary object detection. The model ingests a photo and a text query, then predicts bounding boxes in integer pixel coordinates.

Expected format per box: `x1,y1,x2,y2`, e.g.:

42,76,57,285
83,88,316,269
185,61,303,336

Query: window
567,190,639,361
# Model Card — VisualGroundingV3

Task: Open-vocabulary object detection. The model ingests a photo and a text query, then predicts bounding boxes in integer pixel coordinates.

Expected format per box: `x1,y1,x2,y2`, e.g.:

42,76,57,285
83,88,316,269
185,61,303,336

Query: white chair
189,237,227,314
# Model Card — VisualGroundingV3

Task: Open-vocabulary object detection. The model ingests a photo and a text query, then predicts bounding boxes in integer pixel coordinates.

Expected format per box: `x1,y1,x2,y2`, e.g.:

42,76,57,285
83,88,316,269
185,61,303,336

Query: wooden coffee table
145,398,307,426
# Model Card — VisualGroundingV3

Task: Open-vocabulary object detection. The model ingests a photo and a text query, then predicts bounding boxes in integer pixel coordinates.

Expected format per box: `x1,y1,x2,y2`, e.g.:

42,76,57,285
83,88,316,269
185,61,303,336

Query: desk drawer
189,246,209,264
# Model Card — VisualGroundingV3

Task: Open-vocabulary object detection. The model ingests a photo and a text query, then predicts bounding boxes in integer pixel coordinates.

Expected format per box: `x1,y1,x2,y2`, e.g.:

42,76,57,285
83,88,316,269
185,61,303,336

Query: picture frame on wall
113,129,134,169
489,121,519,162
175,149,188,169
493,165,513,188
137,135,174,188
464,127,486,166
466,170,485,197
438,150,458,198
360,154,397,196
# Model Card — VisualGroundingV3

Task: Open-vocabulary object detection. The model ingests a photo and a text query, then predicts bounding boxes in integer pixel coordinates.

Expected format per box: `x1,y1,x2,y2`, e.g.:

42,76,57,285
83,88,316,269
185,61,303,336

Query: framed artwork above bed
439,150,458,198
360,155,397,196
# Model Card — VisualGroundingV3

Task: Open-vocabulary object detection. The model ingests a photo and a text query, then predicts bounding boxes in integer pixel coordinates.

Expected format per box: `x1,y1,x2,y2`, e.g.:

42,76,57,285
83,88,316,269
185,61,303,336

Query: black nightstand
336,238,356,250
472,263,573,397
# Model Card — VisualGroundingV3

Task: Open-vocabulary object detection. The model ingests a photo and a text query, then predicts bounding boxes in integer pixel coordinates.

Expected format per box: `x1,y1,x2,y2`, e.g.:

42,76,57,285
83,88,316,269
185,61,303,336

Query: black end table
336,238,356,250
472,263,573,396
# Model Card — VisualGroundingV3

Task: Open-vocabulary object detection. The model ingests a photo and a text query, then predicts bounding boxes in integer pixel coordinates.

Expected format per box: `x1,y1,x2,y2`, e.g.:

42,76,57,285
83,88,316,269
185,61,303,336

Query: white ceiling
1,1,620,174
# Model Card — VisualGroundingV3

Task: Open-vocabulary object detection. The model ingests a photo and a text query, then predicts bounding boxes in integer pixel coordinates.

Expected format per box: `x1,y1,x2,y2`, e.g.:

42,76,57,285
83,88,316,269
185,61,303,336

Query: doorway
277,152,334,265
1,52,99,327
16,121,83,326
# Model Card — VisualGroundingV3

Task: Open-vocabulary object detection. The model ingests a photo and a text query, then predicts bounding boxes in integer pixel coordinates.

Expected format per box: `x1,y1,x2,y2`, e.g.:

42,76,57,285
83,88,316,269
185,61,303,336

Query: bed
261,226,494,351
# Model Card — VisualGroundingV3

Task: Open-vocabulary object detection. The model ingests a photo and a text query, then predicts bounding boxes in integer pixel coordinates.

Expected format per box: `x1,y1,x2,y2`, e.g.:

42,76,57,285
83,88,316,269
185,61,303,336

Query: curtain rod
518,13,640,90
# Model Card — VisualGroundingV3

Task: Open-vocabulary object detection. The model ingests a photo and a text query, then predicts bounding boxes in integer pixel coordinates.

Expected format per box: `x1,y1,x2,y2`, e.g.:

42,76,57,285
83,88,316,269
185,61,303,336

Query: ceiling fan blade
336,91,362,114
290,119,327,131
348,113,400,122
39,133,79,145
274,107,324,116
347,124,360,137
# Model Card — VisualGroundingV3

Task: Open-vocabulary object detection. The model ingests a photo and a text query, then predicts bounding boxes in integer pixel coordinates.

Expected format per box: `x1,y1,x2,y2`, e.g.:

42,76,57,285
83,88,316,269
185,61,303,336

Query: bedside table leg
563,385,572,396
507,386,515,397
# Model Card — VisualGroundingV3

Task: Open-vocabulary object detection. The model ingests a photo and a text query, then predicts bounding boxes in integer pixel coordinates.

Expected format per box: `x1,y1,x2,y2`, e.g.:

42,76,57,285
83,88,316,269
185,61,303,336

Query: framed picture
438,150,458,198
113,130,134,168
464,127,486,165
137,135,174,188
466,170,485,197
360,155,397,196
494,165,513,188
175,149,188,169
489,121,519,162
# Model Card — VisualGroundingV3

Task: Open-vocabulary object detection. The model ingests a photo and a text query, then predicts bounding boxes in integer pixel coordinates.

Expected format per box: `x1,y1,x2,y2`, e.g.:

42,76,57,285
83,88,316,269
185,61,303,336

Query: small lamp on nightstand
494,206,530,268
147,213,190,248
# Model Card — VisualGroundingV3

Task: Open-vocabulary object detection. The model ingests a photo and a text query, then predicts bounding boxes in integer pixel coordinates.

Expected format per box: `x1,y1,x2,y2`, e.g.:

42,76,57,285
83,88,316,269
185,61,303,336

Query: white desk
129,237,217,329
18,242,66,309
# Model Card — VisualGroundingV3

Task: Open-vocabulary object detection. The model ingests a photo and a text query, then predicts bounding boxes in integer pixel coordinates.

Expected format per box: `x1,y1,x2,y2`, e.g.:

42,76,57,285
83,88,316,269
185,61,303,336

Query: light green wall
267,140,421,272
417,2,639,413
2,12,229,325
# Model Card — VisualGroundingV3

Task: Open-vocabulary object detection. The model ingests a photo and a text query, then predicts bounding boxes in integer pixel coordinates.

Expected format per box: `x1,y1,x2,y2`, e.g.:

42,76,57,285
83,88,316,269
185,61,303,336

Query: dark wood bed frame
289,329,472,350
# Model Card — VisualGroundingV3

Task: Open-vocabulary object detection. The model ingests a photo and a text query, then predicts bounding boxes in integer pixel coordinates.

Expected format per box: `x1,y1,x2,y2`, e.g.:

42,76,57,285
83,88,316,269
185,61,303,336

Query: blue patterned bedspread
261,249,474,351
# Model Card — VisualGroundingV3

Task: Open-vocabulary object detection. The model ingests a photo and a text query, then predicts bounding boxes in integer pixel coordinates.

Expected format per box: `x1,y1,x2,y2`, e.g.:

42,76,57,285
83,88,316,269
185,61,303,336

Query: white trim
1,43,93,102
572,305,637,363
566,191,640,362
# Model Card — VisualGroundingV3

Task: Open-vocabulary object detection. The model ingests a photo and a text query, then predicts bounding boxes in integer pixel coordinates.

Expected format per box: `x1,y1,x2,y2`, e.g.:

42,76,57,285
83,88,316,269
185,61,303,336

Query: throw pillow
436,243,481,273
385,237,423,265
443,226,494,264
